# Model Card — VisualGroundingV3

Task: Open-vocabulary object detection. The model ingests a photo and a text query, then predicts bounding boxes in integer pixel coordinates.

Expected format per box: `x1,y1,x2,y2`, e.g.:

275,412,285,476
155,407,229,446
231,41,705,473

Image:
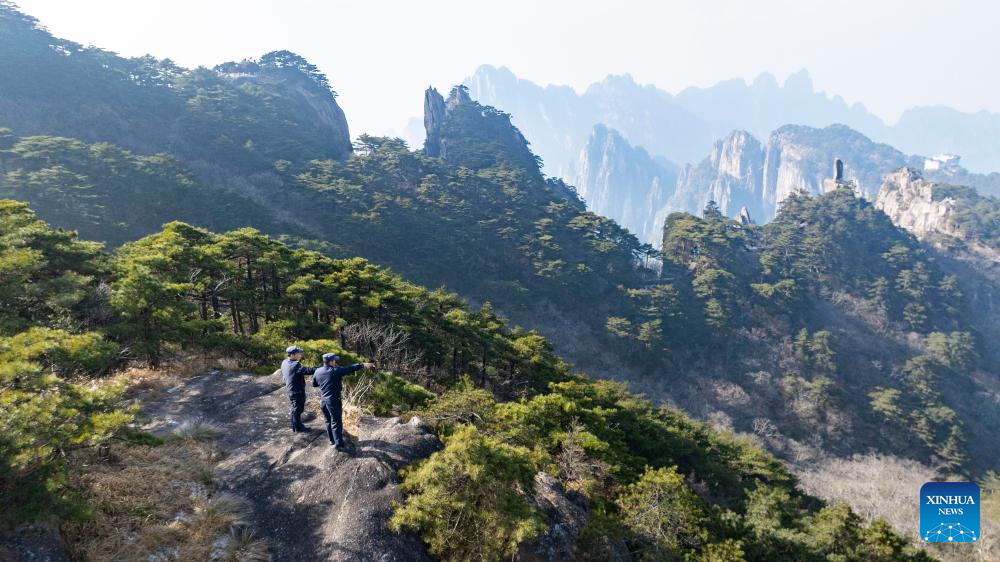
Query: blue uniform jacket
281,358,316,395
312,363,365,403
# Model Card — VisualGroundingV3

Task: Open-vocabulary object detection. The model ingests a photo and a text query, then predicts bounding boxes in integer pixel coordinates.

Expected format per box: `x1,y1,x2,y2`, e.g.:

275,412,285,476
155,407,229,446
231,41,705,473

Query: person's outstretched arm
336,362,375,376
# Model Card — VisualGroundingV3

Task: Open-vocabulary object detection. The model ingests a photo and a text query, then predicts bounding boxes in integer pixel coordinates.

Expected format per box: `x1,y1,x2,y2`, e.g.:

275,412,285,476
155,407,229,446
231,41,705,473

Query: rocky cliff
422,85,542,178
761,124,910,212
667,130,764,221
666,124,917,221
423,87,447,157
875,167,963,240
221,76,351,161
571,125,678,243
213,53,353,161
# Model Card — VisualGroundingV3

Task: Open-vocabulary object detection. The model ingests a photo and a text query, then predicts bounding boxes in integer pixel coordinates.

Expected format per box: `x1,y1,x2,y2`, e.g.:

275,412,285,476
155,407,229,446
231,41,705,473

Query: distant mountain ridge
458,65,1000,242
573,122,926,242
464,64,1000,175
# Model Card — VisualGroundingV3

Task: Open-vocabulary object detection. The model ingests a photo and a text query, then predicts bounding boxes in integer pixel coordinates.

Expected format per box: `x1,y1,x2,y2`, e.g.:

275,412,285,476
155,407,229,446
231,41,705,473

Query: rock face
421,85,542,177
141,370,441,562
0,524,71,562
875,167,962,240
762,124,909,211
218,57,353,161
572,125,678,243
423,87,447,157
423,85,477,160
666,125,916,222
518,473,594,562
667,130,765,221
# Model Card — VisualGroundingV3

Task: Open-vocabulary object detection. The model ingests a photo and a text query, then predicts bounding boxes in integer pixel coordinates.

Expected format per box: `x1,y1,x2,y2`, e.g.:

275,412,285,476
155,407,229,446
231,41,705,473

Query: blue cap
322,353,340,363
286,345,303,355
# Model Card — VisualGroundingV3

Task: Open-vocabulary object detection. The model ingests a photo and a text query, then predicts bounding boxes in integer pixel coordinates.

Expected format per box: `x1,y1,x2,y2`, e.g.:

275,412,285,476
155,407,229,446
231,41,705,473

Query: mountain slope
0,6,352,169
0,132,303,247
0,202,938,561
571,124,678,243
3,4,997,481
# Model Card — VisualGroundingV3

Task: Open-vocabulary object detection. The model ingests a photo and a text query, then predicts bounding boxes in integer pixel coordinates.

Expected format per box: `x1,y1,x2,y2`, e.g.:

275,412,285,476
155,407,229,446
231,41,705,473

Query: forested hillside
0,201,938,561
0,4,352,168
0,132,304,247
0,7,659,379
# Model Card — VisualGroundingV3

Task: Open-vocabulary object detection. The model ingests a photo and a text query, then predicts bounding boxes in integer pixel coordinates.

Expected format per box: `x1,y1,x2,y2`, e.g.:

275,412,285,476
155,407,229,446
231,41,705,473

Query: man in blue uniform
281,345,317,433
312,353,375,451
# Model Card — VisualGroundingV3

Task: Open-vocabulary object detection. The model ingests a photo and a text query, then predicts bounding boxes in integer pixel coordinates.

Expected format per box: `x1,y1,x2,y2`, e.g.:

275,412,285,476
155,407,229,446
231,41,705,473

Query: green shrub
0,357,131,525
295,339,356,367
0,327,119,376
352,371,435,416
616,466,707,557
390,425,545,561
418,376,497,433
695,539,746,562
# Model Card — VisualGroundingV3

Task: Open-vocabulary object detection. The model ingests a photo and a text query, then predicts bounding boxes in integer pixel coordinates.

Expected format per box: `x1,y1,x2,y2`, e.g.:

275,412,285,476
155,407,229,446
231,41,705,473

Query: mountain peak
574,124,678,243
446,84,473,108
421,84,541,176
423,87,446,156
751,72,780,90
783,68,814,92
471,64,518,82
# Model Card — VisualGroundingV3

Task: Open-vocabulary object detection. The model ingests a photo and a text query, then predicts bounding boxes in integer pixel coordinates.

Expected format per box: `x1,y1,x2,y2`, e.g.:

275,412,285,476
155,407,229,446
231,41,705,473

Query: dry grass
171,418,222,442
62,349,273,561
114,351,232,398
63,440,268,561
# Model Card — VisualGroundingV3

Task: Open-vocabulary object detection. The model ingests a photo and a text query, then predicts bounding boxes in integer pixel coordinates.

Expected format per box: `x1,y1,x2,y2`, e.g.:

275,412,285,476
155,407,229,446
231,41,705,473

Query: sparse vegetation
63,440,266,562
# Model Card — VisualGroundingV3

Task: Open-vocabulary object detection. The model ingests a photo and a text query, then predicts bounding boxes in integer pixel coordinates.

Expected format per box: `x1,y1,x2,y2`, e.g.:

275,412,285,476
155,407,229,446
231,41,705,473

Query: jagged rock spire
423,87,446,157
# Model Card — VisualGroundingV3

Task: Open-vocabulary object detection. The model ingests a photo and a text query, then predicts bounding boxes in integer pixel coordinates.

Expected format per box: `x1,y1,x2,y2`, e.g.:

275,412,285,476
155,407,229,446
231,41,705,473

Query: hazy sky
14,0,1000,140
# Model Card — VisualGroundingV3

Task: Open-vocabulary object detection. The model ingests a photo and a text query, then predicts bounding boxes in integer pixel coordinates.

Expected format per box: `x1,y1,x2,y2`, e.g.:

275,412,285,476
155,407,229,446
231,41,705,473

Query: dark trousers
289,392,306,431
321,399,344,445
